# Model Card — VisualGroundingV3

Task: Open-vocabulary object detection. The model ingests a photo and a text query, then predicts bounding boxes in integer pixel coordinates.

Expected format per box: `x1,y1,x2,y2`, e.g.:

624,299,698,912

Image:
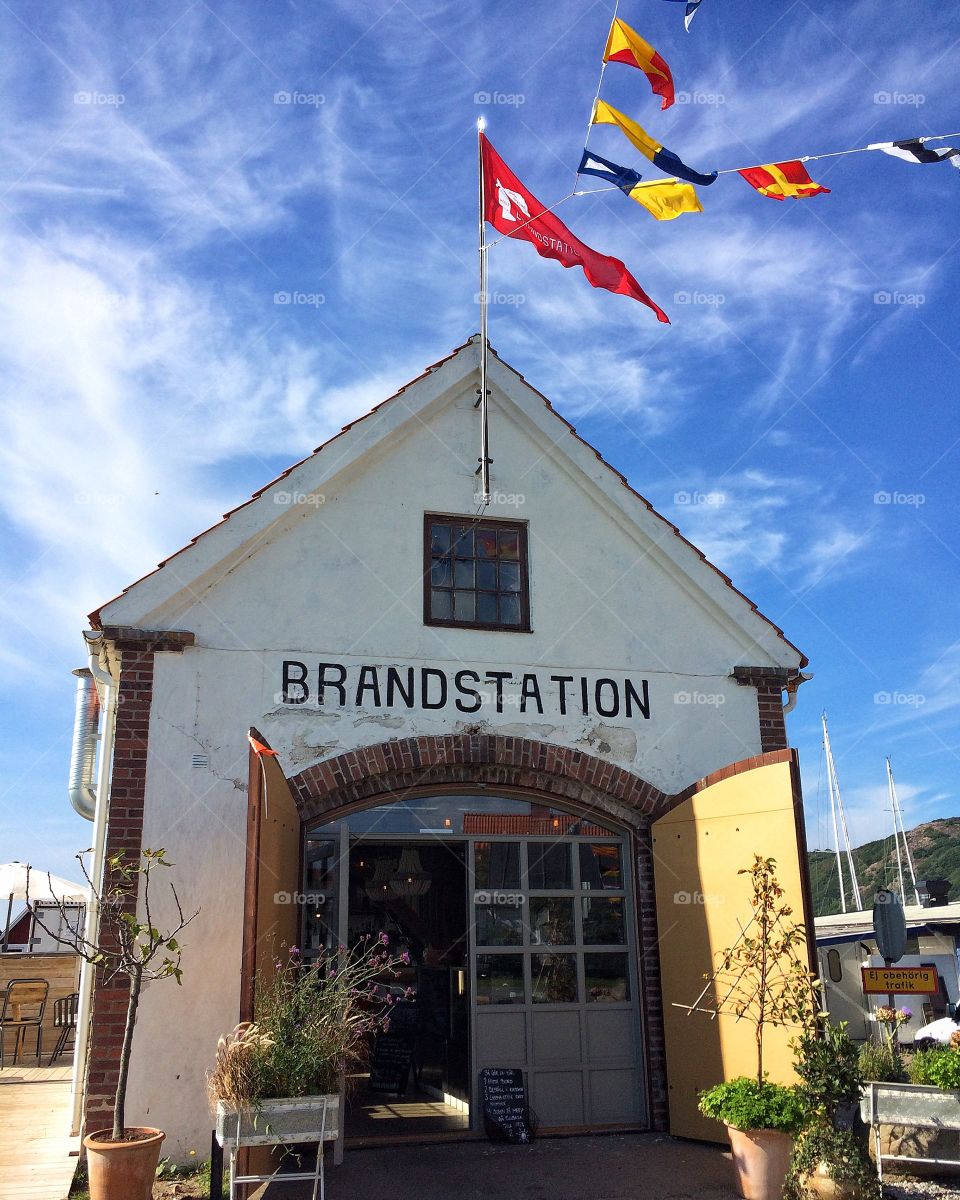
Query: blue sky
0,0,957,882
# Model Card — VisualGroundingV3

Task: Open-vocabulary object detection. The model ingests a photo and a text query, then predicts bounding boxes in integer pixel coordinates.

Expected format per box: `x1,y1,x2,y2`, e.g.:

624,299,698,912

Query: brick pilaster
83,649,155,1135
731,665,793,753
82,627,194,1137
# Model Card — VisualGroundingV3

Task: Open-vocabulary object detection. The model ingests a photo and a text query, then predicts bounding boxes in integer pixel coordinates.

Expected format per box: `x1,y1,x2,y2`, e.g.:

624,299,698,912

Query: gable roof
91,336,807,669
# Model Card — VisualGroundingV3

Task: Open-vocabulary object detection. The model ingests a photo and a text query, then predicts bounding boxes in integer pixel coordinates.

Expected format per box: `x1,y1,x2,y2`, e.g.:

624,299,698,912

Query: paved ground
261,1133,737,1200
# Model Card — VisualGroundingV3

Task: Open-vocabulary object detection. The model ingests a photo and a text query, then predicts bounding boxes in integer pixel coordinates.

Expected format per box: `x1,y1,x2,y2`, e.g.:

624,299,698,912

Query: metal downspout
70,633,118,1136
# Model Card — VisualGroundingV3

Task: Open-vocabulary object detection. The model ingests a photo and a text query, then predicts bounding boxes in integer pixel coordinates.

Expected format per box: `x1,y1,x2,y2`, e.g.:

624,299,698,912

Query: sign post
872,889,909,1042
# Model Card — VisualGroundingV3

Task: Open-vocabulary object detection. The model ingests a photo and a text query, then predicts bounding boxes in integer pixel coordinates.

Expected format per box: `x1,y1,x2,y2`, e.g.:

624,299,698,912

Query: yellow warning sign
861,965,939,995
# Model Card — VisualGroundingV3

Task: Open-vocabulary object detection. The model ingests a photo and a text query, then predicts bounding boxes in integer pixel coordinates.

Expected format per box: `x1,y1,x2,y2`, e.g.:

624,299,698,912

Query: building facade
75,338,813,1156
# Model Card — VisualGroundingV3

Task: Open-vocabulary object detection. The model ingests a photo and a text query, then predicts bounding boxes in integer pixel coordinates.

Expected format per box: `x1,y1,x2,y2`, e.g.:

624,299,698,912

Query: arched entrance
285,736,671,1139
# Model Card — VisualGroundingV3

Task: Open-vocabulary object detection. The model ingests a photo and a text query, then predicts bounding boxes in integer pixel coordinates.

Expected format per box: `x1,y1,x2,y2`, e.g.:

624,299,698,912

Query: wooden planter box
216,1093,340,1148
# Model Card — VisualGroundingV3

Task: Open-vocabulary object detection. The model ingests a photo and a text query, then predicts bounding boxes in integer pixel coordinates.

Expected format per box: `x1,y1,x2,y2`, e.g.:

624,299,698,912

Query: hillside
808,817,960,917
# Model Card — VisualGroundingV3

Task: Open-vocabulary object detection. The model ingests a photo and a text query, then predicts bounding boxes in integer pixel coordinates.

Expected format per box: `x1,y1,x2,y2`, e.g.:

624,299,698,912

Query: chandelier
389,848,432,897
364,858,395,903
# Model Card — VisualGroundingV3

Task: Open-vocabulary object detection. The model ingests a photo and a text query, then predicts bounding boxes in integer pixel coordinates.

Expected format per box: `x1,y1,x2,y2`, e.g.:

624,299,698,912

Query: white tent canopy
0,862,88,903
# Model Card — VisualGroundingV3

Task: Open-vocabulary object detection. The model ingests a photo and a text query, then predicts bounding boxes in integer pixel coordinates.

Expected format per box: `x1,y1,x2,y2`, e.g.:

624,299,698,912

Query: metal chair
48,991,79,1065
0,978,49,1066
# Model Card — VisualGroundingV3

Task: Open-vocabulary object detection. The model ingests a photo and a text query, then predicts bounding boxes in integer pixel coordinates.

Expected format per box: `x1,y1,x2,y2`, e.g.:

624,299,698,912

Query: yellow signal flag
626,179,703,221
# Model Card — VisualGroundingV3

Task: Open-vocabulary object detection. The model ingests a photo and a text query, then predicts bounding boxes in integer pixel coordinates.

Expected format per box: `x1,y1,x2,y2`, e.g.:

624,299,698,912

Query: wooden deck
0,1066,78,1200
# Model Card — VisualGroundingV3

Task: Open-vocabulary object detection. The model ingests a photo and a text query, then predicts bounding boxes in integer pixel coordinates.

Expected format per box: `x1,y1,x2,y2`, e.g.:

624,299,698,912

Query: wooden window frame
423,513,531,633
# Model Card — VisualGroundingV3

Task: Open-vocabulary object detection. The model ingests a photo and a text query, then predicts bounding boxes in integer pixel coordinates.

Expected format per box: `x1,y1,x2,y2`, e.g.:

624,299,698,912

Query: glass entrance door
302,794,646,1136
471,823,644,1129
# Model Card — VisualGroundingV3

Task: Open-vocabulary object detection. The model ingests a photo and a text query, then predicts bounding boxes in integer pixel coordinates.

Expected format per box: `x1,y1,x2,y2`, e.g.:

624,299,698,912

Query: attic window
424,515,530,632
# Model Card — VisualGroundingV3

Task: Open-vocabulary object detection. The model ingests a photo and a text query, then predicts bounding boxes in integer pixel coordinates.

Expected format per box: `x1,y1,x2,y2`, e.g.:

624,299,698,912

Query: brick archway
288,733,670,826
288,733,671,1129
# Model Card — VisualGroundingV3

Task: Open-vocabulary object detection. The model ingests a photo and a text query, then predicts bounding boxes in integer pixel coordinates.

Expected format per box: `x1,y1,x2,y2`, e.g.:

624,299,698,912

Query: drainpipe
68,671,99,820
70,632,118,1136
783,671,813,715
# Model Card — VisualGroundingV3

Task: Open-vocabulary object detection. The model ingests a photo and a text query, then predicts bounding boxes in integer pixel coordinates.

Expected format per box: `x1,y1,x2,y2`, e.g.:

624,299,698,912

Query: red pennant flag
481,135,669,323
248,734,278,757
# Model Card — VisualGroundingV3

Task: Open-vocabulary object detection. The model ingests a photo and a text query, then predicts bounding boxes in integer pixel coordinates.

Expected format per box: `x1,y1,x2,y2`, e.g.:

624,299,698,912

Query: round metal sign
873,888,907,963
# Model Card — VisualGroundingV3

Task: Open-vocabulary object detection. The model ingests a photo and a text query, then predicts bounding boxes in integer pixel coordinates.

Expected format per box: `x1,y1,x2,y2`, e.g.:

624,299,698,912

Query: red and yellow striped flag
738,160,830,200
603,18,675,110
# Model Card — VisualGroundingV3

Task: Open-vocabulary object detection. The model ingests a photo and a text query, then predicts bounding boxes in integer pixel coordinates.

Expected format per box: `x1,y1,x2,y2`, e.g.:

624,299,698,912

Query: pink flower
400,951,411,965
379,932,390,945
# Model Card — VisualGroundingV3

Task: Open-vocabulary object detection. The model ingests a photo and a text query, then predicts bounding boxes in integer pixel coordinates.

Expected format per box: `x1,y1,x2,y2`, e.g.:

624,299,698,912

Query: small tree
707,855,821,1082
28,847,197,1141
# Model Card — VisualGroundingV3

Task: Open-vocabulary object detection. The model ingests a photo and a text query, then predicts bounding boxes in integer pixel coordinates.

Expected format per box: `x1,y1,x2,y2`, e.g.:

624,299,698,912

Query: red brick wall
83,648,155,1136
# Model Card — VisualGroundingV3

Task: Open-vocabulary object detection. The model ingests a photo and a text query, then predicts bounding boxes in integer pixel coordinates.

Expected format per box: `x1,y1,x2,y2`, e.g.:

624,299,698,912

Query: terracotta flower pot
83,1127,165,1200
726,1125,794,1200
801,1162,862,1199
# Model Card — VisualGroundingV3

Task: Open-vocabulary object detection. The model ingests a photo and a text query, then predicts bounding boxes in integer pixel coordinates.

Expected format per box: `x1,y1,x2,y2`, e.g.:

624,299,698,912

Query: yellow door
651,750,815,1141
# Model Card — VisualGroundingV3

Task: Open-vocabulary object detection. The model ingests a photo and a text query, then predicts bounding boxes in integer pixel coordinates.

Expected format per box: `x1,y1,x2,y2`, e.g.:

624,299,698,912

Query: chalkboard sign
415,969,450,1041
479,1067,533,1144
368,1030,414,1095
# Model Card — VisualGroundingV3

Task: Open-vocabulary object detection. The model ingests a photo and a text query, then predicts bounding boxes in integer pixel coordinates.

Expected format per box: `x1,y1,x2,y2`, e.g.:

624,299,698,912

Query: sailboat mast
823,713,863,910
824,713,846,913
887,757,920,905
886,756,906,900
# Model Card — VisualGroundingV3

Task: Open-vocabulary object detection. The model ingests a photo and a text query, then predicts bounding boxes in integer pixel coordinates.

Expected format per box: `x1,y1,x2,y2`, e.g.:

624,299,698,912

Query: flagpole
477,116,490,508
576,0,621,187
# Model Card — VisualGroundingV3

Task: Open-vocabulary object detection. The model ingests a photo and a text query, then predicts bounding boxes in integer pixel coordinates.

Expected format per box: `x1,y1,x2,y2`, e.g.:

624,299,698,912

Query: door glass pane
476,903,524,947
476,954,525,1005
431,557,452,586
474,842,520,888
430,524,451,554
581,897,625,945
585,953,630,1002
528,842,570,890
532,953,578,1003
529,897,574,945
578,843,622,890
302,835,340,961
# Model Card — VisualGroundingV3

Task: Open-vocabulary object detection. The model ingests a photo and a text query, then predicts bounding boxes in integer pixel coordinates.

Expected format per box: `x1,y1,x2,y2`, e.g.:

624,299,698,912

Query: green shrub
857,1038,905,1083
784,1124,880,1200
698,1076,806,1133
909,1046,960,1090
792,1023,863,1117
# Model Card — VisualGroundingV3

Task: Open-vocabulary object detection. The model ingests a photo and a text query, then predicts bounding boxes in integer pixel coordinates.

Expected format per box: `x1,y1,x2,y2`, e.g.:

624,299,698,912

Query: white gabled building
72,337,813,1156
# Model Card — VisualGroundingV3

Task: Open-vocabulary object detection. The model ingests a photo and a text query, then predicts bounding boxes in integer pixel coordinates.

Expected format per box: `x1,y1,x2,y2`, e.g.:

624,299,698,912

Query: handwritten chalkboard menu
368,1031,414,1094
479,1067,532,1144
368,1002,417,1095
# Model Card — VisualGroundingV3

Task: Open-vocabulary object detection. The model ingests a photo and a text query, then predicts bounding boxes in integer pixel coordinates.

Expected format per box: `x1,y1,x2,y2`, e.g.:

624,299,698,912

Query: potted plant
28,849,197,1200
208,936,410,1161
697,856,821,1200
786,1022,879,1200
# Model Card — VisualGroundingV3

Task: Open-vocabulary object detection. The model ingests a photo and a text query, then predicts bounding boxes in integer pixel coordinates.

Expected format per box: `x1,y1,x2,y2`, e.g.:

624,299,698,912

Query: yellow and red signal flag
603,18,675,110
738,160,830,200
481,134,669,323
